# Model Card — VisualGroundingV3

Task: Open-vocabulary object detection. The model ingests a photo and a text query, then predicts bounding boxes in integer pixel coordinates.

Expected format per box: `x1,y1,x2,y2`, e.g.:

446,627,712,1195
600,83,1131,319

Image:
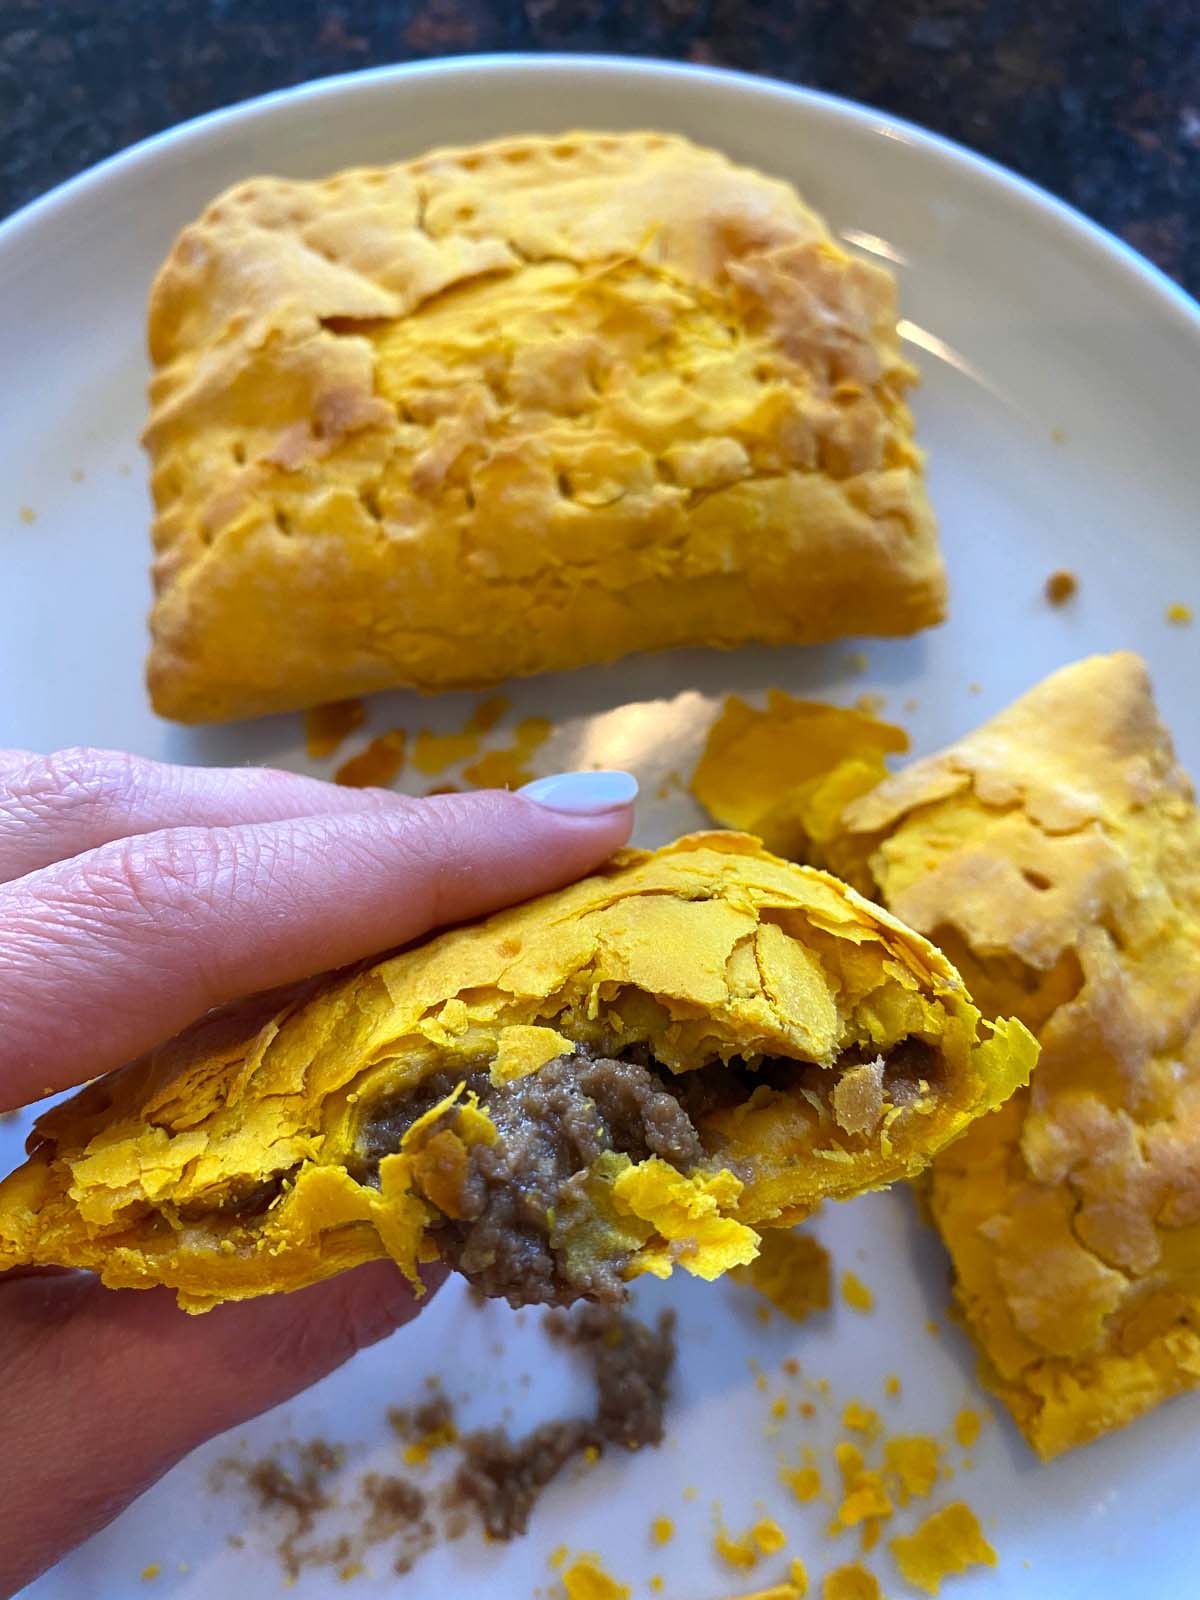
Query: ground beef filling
359,1048,713,1309
356,1038,939,1309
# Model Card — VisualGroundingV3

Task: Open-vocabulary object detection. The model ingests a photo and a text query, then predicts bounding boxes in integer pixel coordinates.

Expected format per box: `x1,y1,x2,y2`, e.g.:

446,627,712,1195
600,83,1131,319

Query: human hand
0,748,635,1596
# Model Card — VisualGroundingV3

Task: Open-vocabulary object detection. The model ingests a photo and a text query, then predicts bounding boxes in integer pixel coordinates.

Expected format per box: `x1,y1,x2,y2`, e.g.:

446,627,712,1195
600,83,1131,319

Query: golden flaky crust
144,131,944,722
830,654,1200,1458
0,835,1031,1311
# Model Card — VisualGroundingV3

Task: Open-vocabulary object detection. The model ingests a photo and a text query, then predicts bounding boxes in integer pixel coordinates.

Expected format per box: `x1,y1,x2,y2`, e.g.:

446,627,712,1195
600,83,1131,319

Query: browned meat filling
358,1048,719,1309
355,1038,938,1310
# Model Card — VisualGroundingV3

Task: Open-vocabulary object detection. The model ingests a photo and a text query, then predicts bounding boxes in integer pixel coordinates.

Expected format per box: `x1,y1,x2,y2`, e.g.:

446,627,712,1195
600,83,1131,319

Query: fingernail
518,770,639,814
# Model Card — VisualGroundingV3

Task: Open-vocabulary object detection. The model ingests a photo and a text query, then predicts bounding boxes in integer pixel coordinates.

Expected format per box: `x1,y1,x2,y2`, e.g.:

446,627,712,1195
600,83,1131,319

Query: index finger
0,783,635,1109
0,747,406,883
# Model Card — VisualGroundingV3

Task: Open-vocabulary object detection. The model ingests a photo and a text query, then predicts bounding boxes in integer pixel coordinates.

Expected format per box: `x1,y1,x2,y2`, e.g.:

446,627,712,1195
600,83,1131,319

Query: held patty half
0,835,1035,1310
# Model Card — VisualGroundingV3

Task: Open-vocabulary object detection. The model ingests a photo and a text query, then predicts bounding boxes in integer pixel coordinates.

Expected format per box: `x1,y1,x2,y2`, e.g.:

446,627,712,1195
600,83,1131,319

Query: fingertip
518,770,639,814
490,778,637,861
395,780,636,862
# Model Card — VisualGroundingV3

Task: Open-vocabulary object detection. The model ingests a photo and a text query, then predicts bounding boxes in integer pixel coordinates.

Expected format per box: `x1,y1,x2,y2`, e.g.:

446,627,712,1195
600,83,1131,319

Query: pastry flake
0,835,1032,1312
144,131,944,722
690,690,909,866
829,653,1200,1457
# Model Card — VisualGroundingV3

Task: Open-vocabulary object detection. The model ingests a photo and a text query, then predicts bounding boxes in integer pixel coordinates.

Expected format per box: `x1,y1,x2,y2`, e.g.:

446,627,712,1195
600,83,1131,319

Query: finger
0,747,410,884
0,1259,445,1597
0,782,635,1107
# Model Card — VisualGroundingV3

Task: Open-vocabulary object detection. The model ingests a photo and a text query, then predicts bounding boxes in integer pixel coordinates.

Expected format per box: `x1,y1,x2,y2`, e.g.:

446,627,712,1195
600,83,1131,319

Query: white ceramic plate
3,55,1199,1600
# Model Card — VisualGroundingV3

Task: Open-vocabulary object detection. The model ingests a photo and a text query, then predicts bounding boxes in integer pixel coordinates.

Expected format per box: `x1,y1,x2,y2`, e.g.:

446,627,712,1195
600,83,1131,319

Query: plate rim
2,50,1198,339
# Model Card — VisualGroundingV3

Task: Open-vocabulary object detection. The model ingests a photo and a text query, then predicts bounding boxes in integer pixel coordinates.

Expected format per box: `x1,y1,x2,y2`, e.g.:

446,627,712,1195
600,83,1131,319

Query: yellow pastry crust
144,130,944,722
0,834,1032,1311
829,654,1200,1457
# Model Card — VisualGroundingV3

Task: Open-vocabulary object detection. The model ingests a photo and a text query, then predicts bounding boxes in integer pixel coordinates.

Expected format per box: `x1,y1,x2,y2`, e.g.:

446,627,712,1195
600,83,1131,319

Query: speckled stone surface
2,0,1198,294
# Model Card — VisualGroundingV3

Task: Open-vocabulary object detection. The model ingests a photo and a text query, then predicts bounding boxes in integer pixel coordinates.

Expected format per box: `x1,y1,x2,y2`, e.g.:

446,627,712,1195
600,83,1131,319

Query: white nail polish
518,770,639,814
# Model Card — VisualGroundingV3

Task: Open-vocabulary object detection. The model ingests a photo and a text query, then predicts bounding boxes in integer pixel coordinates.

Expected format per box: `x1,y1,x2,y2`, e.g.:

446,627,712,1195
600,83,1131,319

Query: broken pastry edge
963,1310,1200,1462
824,654,1200,1458
931,1083,1200,1461
0,834,1036,1312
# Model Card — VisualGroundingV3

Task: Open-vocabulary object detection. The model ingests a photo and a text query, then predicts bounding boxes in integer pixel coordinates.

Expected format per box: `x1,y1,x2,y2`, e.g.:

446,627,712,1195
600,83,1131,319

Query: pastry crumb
780,1464,822,1504
884,1374,901,1397
1044,569,1077,605
412,727,480,775
1050,426,1067,444
651,1516,674,1545
840,1272,874,1313
305,698,366,760
734,1231,831,1323
844,652,870,676
654,769,684,801
841,1401,879,1440
140,1566,160,1582
833,1441,892,1528
753,1518,787,1554
715,1516,788,1569
471,694,511,732
334,729,406,788
463,715,553,789
1166,602,1193,625
821,1562,880,1599
722,1586,803,1600
560,1553,630,1600
18,505,36,524
890,1502,997,1595
954,1409,982,1449
410,696,521,781
714,1524,760,1571
884,1436,941,1504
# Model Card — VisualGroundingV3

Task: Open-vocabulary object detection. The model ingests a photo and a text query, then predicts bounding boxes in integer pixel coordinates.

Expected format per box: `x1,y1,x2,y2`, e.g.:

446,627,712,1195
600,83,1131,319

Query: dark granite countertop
2,0,1197,295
